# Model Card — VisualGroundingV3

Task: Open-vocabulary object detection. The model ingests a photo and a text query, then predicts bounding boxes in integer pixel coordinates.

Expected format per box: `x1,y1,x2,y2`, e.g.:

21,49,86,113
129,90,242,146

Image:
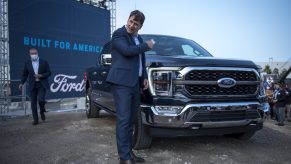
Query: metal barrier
0,80,29,117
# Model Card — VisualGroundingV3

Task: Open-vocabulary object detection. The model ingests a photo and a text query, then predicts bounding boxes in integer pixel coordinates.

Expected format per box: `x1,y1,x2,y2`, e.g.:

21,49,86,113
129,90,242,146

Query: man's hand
18,84,23,91
143,79,149,90
146,40,154,49
34,74,43,78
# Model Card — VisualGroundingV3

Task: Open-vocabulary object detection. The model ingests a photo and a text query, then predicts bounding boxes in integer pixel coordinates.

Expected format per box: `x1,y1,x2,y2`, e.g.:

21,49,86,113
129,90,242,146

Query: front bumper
141,101,265,129
149,124,263,137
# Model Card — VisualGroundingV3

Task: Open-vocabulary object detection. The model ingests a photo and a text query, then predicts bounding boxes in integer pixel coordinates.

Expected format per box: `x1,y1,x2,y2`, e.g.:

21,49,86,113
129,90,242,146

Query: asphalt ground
1,111,291,164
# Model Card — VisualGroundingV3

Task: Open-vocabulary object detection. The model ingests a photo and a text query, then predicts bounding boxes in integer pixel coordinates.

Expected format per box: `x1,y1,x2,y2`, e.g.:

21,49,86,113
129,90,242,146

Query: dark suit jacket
275,89,286,107
21,58,51,91
106,26,149,87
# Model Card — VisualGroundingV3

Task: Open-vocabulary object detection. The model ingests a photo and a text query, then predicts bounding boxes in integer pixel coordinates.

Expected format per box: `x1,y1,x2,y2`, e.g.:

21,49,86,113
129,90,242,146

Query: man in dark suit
19,48,51,125
106,10,154,164
273,81,287,126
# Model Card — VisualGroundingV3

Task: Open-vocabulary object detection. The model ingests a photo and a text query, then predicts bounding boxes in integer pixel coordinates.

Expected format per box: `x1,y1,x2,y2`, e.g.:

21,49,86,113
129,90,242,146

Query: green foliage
263,65,272,74
272,68,279,74
280,68,288,76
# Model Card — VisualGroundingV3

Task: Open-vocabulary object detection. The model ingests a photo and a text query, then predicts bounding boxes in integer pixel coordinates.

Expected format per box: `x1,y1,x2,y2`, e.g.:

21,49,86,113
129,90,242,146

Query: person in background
266,85,275,120
285,84,291,121
272,81,287,126
19,48,51,125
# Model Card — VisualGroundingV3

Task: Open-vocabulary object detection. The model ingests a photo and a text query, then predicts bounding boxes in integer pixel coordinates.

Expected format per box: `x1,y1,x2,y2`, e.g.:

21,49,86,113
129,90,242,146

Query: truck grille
185,70,257,81
183,69,259,97
185,85,257,95
189,110,261,122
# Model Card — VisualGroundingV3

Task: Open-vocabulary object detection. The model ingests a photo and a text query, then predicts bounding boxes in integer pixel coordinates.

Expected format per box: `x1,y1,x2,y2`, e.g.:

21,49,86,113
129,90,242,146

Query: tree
280,68,288,76
263,65,272,74
272,67,279,74
279,68,288,80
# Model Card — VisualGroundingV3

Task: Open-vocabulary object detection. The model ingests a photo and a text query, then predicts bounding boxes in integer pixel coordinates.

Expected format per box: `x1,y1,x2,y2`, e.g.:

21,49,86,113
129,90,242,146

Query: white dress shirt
32,57,40,81
132,36,143,77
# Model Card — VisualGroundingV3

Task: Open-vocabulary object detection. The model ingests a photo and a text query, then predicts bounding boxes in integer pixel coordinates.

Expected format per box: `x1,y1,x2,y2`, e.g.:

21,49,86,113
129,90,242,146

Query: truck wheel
85,88,100,118
226,131,256,140
133,111,152,150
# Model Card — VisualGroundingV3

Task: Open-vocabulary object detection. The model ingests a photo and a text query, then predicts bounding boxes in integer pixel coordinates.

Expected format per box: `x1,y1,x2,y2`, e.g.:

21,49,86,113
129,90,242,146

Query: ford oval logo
217,78,236,88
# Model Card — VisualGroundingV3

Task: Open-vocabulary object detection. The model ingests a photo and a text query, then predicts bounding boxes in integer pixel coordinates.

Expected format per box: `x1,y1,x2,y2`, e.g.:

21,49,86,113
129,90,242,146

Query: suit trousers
275,106,285,124
111,82,140,160
286,104,291,121
30,82,46,122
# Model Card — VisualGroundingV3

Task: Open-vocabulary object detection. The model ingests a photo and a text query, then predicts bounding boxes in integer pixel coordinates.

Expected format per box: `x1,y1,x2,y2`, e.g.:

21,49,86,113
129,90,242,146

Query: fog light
154,106,183,115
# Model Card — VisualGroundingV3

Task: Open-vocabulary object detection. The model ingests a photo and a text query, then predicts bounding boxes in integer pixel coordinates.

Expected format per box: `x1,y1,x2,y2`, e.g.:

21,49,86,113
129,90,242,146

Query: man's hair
29,47,38,52
129,10,145,25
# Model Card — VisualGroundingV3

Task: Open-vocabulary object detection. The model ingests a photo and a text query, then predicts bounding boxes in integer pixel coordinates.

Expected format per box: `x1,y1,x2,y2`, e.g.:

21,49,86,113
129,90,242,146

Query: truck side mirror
101,54,112,66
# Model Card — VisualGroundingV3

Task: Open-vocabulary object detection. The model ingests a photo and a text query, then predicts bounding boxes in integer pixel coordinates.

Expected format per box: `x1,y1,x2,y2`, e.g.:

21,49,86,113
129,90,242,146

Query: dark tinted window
100,41,112,54
141,35,212,57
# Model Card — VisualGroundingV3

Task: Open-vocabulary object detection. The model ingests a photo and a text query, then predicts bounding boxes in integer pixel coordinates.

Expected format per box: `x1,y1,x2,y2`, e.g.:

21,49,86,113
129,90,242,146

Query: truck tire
85,88,100,118
226,131,256,140
133,111,152,150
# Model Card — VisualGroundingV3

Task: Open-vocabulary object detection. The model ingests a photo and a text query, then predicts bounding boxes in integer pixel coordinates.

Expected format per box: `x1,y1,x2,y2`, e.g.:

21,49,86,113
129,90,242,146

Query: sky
115,0,291,63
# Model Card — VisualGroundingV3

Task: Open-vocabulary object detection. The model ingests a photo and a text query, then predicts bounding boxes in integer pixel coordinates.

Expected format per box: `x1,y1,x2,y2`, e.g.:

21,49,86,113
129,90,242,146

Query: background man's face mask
30,54,38,61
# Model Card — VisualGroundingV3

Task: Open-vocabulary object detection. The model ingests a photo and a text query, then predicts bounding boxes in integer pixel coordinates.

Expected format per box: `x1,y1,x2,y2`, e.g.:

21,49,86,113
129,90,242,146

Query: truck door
91,42,115,110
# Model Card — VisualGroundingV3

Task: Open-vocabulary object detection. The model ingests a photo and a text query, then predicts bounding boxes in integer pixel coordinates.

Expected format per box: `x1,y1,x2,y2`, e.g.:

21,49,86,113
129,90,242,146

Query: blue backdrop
9,0,110,99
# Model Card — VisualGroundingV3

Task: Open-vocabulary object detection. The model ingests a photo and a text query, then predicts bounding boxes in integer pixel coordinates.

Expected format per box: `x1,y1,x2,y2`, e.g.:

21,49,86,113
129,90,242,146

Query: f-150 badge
217,78,236,88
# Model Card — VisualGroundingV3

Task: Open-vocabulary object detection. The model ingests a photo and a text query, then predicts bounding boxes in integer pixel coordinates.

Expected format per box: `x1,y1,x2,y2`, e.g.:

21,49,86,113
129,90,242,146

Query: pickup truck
84,34,268,149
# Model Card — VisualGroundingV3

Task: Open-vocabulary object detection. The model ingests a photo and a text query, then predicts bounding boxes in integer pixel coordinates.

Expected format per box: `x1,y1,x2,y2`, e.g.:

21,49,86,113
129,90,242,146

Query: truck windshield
141,35,212,57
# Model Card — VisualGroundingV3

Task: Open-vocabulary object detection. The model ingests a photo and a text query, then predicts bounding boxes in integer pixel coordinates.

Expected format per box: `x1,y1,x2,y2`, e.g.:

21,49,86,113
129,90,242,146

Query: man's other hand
34,74,43,78
18,84,23,91
143,79,149,90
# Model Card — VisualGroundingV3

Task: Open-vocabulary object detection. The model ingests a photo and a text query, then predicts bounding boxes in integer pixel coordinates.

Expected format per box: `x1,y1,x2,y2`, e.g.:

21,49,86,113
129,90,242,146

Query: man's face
29,49,38,61
126,16,142,35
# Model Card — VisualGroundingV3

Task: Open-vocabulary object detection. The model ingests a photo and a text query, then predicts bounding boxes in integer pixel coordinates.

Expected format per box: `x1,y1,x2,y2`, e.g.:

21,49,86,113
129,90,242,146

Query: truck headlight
148,67,180,96
153,71,172,96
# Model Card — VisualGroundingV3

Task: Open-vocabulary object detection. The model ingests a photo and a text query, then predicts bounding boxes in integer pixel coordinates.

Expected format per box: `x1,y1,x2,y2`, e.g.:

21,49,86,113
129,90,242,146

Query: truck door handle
101,71,107,76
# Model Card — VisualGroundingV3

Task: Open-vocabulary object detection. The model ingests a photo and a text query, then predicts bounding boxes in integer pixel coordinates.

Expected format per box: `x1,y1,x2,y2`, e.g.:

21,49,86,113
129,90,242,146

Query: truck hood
146,55,259,69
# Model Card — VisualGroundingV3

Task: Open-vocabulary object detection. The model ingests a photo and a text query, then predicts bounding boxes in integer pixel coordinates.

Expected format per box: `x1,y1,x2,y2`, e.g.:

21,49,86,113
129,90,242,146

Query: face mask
30,54,38,61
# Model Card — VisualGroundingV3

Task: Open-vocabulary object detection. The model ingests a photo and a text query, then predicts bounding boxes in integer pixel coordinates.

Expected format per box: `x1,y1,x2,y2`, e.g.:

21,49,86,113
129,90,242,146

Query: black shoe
40,112,46,121
131,151,145,163
119,159,135,164
32,121,39,125
277,123,284,126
